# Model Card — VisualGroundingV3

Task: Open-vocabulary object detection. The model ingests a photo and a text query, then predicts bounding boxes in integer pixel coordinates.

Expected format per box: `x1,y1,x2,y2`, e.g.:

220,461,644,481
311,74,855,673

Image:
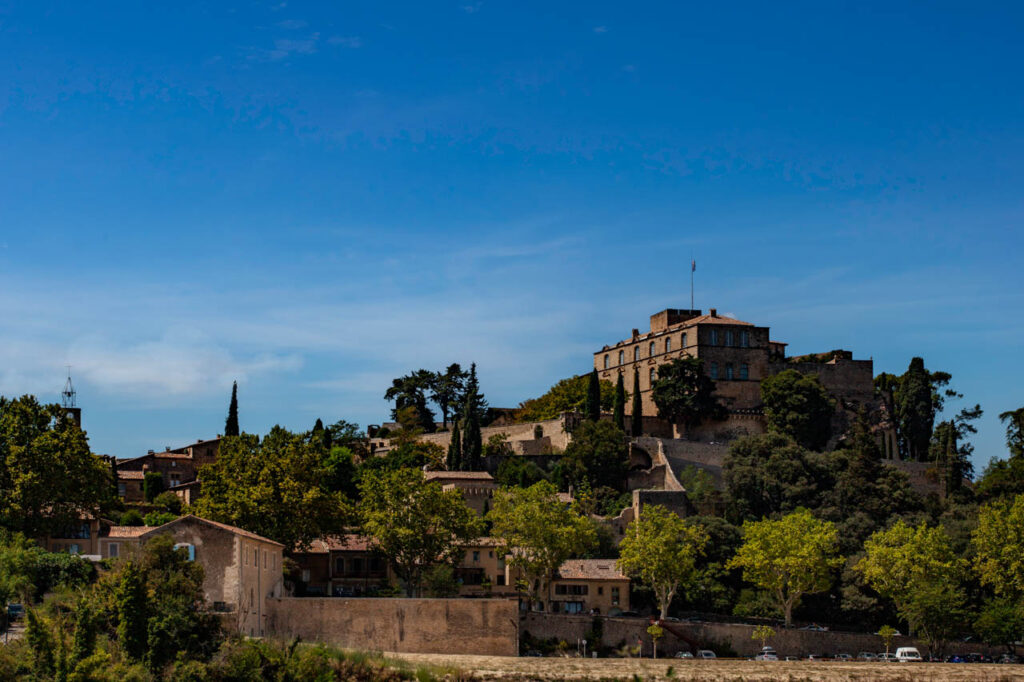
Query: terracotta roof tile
117,471,145,480
424,471,494,481
106,526,157,538
139,515,284,547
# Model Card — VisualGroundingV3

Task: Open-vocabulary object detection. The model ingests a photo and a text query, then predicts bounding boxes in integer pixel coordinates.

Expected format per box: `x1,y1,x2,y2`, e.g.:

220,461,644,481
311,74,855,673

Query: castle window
726,330,734,346
710,362,718,379
726,364,734,380
618,350,624,365
741,330,750,347
709,329,718,345
634,347,640,362
740,363,749,380
665,337,672,352
682,332,687,348
649,368,656,385
649,341,656,357
604,354,609,369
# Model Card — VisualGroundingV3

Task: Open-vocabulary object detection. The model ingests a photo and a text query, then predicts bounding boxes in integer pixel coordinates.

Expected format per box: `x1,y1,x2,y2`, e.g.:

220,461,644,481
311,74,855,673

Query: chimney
631,328,639,339
709,308,718,317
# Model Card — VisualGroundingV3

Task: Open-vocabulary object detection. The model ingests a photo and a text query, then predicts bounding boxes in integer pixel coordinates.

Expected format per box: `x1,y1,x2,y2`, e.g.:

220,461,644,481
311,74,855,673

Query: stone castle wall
264,597,518,656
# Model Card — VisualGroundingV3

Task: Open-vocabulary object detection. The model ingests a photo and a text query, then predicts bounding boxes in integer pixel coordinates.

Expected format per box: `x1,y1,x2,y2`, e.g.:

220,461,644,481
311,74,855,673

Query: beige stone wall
237,537,285,636
417,416,572,453
264,597,519,656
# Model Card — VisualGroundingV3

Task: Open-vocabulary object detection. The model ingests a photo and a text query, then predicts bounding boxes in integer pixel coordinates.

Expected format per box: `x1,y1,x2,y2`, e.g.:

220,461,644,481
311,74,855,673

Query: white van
895,647,922,662
696,650,717,659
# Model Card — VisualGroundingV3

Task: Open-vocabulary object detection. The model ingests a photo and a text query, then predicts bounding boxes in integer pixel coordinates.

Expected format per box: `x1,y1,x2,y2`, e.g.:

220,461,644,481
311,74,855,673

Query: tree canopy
760,369,835,451
618,505,707,619
728,509,843,626
651,357,726,431
515,374,615,423
224,381,239,437
972,494,1024,601
557,420,630,493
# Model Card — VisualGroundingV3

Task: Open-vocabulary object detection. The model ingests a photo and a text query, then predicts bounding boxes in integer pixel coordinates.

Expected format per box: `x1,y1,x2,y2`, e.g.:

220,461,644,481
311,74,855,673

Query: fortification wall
522,613,1002,658
417,416,573,453
264,597,518,656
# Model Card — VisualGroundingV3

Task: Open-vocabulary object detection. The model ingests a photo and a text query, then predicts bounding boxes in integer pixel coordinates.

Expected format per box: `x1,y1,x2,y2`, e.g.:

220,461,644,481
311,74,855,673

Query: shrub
152,491,183,514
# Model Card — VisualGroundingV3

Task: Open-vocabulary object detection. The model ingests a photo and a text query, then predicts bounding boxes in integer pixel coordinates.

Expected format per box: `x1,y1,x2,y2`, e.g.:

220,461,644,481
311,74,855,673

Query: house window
682,332,687,347
496,574,505,586
117,483,127,498
649,341,656,357
351,558,364,573
726,330,734,346
169,473,181,486
726,364,734,380
108,543,119,558
334,558,344,574
649,368,656,386
175,543,195,561
603,354,609,369
709,329,718,345
301,569,310,582
69,544,81,555
710,362,718,379
665,337,672,352
634,347,640,362
564,602,584,614
618,350,624,365
741,330,750,347
740,363,749,380
472,551,480,563
598,586,604,595
612,587,620,606
254,548,259,567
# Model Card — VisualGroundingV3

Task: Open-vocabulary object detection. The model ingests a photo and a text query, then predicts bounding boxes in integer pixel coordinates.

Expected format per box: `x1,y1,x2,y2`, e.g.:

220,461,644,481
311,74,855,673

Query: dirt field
390,653,1024,681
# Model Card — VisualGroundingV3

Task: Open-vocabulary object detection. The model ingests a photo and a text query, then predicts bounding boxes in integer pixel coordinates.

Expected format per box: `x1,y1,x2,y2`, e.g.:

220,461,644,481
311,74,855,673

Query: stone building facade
115,436,221,502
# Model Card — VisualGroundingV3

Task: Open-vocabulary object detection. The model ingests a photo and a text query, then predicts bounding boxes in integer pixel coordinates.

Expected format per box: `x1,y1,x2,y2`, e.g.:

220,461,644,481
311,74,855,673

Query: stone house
289,535,388,597
115,437,221,503
423,470,497,515
547,559,630,615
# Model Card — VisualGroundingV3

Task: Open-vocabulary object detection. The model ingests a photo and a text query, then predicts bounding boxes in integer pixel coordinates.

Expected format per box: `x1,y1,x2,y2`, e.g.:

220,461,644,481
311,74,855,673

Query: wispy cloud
327,35,363,48
593,26,608,34
244,33,321,62
276,19,307,30
461,2,483,13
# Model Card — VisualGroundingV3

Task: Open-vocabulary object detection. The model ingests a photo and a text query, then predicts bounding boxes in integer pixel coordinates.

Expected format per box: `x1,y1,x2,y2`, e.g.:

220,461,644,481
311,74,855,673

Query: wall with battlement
264,597,518,656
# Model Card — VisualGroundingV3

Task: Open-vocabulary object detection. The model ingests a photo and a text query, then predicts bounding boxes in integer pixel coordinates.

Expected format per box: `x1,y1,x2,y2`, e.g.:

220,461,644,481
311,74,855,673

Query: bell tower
61,366,82,427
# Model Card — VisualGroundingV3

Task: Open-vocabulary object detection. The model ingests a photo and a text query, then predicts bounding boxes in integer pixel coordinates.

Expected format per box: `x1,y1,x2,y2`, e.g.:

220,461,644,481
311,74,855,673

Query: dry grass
386,653,1024,681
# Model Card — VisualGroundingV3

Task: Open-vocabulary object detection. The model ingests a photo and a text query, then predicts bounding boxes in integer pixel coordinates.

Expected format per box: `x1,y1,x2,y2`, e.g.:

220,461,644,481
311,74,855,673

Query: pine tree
630,369,643,438
224,381,240,437
116,561,148,662
447,419,463,471
26,608,55,678
613,373,626,430
462,364,483,470
71,600,96,665
585,369,601,422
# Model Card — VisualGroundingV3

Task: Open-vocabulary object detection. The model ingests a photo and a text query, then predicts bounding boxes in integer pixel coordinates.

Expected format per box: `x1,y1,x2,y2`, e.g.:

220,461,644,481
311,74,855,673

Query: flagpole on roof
690,256,696,310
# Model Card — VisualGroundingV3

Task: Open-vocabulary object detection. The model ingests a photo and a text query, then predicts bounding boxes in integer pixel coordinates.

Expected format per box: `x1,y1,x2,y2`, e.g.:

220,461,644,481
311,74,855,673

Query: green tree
892,358,958,462
647,623,664,659
431,363,468,430
194,427,350,550
152,490,183,514
460,363,484,470
70,600,96,666
487,480,597,607
972,494,1024,601
494,456,548,488
651,357,726,433
358,468,483,596
856,520,967,650
559,420,630,493
143,471,165,502
760,370,835,451
976,408,1024,502
515,375,615,423
613,373,626,430
446,420,463,471
723,434,831,522
585,370,601,422
26,608,55,677
384,370,437,433
1000,407,1024,458
877,625,897,656
727,509,843,626
630,369,643,438
617,505,707,619
422,564,460,598
224,381,240,437
0,395,114,538
974,599,1024,653
116,560,148,662
322,445,358,499
752,624,775,649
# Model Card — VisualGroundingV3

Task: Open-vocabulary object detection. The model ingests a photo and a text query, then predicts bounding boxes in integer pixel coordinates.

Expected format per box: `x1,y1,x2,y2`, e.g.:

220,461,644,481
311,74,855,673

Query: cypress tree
630,369,643,438
224,381,240,437
116,561,148,662
26,608,55,678
71,600,96,665
447,419,463,471
462,364,483,470
585,369,601,422
613,373,626,430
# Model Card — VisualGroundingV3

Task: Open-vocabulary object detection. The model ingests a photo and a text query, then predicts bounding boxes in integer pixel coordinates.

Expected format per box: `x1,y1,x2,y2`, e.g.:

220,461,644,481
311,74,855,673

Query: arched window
618,350,624,365
665,337,672,352
634,346,640,362
649,368,656,385
603,354,609,369
740,363,749,380
710,362,719,380
681,332,687,348
726,330,734,346
726,364,734,380
649,341,656,357
709,329,719,345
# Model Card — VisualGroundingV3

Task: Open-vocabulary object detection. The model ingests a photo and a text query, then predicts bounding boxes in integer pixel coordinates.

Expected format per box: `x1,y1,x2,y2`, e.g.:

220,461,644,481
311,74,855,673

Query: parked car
756,646,779,661
695,650,717,659
806,654,824,661
674,651,694,659
800,623,828,631
998,654,1020,664
896,647,922,662
857,652,878,661
878,653,897,662
946,654,966,663
6,603,24,622
965,653,992,663
834,653,852,662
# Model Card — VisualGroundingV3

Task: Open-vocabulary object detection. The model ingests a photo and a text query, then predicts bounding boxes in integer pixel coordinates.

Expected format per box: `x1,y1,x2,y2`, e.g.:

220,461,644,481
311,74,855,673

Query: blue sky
1,2,1022,468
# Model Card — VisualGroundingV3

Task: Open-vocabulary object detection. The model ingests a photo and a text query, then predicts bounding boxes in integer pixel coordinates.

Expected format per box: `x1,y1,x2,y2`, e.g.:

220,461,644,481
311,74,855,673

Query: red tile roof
106,526,156,538
139,515,284,547
301,534,372,554
117,471,145,480
556,559,627,581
